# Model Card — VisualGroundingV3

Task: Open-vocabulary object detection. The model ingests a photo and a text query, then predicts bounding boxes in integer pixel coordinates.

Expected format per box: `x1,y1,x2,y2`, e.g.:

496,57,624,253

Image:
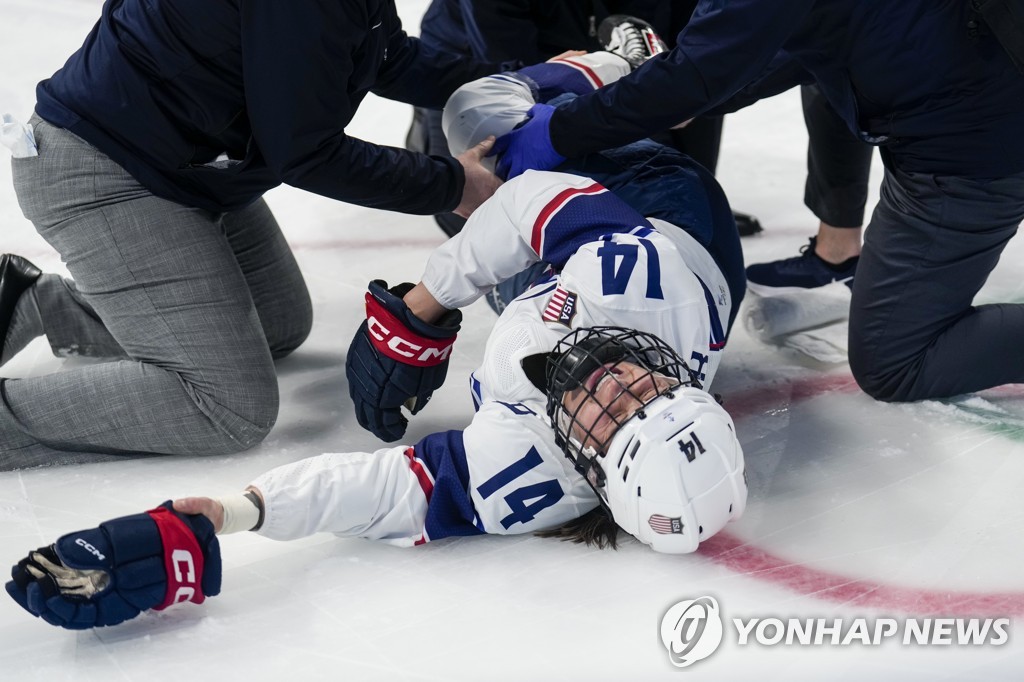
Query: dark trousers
849,166,1024,401
802,85,874,228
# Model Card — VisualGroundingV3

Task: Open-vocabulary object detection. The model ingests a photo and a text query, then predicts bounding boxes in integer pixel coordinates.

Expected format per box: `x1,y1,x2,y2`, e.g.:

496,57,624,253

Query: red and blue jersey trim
696,276,728,351
513,60,604,99
402,447,435,546
530,182,654,267
548,57,605,89
405,431,485,543
531,183,608,253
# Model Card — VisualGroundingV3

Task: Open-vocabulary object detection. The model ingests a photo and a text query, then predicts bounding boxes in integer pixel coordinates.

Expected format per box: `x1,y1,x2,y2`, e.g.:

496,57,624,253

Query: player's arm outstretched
5,443,431,630
6,406,594,630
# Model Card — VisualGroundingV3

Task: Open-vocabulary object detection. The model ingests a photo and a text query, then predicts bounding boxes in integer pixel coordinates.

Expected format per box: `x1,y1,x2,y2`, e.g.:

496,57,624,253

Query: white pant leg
251,446,429,547
442,52,631,164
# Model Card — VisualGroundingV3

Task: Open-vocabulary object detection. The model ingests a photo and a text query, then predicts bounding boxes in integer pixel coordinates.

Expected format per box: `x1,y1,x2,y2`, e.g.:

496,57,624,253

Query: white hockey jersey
252,171,732,547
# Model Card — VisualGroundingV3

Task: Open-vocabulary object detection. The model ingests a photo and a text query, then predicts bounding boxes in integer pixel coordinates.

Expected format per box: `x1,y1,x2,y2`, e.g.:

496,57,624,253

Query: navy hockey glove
5,501,221,630
346,280,461,442
492,103,565,180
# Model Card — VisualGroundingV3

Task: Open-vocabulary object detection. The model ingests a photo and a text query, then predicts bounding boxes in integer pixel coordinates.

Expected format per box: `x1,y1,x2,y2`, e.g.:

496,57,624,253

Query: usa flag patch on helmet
649,514,684,535
542,286,578,328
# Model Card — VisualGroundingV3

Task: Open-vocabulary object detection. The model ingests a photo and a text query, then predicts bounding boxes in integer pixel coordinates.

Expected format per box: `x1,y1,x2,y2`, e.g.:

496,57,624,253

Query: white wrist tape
217,492,262,535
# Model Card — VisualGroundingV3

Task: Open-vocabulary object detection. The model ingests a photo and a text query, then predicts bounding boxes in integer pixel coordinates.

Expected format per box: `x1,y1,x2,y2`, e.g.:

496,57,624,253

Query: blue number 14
477,447,565,530
597,238,664,299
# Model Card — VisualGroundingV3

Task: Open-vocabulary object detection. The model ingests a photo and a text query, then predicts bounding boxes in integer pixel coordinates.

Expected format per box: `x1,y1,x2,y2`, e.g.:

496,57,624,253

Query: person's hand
5,502,221,629
491,103,566,180
174,497,226,533
346,280,462,442
547,49,587,62
454,136,503,218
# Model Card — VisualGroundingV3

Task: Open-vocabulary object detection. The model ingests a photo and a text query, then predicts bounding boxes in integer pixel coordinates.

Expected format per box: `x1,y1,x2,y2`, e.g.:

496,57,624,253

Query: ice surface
1,2,1022,680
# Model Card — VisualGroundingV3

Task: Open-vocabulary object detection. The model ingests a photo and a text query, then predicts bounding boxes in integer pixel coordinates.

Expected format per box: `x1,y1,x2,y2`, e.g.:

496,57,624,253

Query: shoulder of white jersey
509,171,607,238
504,172,656,267
477,298,566,403
502,170,602,218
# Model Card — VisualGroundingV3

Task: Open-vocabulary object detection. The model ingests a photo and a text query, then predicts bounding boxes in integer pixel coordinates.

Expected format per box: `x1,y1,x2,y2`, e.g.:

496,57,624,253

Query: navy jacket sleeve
239,1,484,214
373,7,502,106
549,0,818,157
463,0,546,63
703,52,814,117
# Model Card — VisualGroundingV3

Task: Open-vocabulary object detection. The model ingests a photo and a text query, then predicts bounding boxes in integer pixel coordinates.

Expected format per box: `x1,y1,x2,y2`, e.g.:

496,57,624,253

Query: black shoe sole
0,254,43,351
733,211,764,237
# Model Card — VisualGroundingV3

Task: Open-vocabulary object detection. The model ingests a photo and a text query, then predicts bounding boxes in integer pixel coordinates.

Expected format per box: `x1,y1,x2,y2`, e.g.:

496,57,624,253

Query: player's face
559,361,679,455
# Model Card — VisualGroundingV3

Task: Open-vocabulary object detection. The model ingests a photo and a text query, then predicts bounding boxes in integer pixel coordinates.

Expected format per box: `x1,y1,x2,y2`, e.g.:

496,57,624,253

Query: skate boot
0,254,42,358
598,15,668,69
745,237,858,296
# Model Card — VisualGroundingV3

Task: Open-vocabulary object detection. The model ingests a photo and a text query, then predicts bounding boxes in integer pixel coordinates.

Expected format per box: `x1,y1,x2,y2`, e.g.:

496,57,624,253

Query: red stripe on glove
365,293,456,367
148,507,207,610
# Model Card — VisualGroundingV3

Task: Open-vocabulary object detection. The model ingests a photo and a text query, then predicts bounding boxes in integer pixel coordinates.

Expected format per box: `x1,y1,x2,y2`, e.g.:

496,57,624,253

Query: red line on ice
710,373,1024,615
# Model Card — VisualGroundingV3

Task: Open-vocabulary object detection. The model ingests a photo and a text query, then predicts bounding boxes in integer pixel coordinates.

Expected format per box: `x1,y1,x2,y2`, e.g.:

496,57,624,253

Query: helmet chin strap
573,443,607,489
573,445,613,515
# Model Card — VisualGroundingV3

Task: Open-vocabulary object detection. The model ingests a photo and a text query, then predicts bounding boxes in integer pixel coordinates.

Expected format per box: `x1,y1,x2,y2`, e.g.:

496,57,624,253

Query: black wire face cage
544,327,703,490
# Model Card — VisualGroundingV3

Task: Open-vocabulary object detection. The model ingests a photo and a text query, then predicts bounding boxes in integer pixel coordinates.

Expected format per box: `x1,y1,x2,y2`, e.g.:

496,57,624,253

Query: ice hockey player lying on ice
6,21,748,630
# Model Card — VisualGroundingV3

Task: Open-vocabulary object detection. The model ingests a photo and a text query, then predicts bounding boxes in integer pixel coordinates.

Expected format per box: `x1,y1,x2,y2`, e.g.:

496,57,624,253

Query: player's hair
535,506,621,549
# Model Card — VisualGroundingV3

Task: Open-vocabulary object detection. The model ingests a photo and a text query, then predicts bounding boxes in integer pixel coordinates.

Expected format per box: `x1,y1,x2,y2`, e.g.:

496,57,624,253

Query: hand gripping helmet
545,327,746,553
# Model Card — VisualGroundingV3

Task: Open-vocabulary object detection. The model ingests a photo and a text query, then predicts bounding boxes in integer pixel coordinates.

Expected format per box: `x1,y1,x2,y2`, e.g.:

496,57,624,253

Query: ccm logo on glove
168,549,197,605
74,538,106,561
366,294,455,366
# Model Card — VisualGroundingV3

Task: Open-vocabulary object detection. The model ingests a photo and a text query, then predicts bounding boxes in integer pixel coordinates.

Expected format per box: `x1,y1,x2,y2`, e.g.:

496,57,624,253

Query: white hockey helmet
546,327,746,554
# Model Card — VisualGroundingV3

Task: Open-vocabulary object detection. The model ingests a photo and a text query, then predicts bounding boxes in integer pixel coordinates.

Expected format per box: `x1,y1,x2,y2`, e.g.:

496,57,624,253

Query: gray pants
2,117,312,468
849,165,1024,401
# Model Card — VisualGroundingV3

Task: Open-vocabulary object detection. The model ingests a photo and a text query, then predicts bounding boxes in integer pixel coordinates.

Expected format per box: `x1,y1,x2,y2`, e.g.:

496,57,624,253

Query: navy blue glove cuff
368,280,461,339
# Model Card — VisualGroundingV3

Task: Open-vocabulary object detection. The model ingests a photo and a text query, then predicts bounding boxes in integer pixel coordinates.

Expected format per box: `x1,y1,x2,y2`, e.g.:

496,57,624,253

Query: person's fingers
488,133,510,158
547,49,587,62
175,496,226,532
463,135,495,162
172,497,201,514
455,137,504,217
